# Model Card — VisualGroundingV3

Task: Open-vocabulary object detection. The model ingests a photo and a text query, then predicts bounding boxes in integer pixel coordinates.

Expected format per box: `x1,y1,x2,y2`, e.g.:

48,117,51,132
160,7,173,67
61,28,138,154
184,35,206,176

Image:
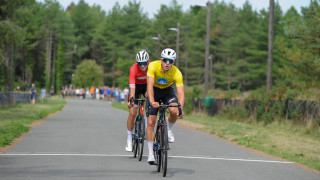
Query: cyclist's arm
129,87,135,100
176,86,185,110
128,65,136,107
147,76,155,103
174,68,184,109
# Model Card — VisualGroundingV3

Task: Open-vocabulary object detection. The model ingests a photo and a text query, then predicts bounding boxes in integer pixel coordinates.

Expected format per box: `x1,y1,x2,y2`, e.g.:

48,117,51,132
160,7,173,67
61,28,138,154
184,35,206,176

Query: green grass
112,102,129,112
111,102,320,171
181,115,320,171
0,99,66,148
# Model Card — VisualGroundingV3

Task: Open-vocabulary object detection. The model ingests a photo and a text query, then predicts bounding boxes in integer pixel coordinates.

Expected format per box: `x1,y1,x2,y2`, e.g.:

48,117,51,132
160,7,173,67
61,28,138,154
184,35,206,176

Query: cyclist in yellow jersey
146,48,185,164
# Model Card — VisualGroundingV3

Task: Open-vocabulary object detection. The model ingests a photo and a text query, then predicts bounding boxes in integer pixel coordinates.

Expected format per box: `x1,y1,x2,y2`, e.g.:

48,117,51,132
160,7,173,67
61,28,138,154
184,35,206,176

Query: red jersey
129,63,147,88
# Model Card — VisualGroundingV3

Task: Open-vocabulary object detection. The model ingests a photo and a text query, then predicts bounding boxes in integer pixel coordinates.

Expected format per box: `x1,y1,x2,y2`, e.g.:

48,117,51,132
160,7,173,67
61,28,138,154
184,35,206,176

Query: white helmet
161,48,176,60
136,50,149,62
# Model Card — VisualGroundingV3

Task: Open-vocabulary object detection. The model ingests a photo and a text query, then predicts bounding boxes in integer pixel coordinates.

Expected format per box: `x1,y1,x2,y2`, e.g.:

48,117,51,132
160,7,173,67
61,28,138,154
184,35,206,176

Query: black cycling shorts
149,85,178,116
129,84,147,105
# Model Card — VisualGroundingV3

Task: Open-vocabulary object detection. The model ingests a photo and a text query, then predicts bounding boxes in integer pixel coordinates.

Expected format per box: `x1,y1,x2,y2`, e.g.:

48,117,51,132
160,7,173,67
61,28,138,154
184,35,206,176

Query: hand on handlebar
127,101,132,108
178,110,184,119
128,97,134,108
151,101,159,108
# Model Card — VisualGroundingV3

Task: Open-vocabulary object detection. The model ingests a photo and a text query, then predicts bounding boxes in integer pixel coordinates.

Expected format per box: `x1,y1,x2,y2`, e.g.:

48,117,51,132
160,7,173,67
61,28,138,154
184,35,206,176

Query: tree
266,0,274,92
214,4,239,90
56,30,64,92
70,0,94,63
72,60,103,88
0,0,26,91
276,1,320,88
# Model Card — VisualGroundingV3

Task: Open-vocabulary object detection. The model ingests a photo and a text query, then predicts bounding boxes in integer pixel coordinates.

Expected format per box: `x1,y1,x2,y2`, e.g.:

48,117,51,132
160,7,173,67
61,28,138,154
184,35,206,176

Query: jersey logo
157,78,168,85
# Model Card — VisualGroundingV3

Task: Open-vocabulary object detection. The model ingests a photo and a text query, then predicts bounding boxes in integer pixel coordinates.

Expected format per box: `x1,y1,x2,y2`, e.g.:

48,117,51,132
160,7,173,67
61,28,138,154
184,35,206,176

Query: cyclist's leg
164,86,179,142
127,107,138,130
126,86,141,151
126,106,137,151
146,94,160,163
146,115,156,160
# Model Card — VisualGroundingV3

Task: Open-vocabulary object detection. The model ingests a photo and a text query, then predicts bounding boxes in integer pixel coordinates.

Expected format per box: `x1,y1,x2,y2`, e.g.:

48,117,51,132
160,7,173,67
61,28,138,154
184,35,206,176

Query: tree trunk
46,30,52,89
267,0,274,92
112,57,116,87
227,57,230,90
8,42,14,91
185,57,188,86
204,1,211,97
3,53,8,91
51,40,57,90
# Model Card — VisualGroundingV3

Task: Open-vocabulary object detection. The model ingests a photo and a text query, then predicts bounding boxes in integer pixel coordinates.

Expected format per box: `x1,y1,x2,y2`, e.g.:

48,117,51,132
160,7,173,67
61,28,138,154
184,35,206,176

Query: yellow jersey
147,60,183,89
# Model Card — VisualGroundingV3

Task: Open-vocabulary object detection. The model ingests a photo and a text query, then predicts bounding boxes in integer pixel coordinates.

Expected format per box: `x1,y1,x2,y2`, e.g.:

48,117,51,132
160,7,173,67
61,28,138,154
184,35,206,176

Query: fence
193,98,320,123
0,92,38,107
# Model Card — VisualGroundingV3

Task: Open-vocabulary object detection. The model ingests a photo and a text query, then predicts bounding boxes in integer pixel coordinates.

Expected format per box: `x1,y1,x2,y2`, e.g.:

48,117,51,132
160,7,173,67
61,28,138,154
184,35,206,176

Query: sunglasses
162,58,174,64
138,62,148,66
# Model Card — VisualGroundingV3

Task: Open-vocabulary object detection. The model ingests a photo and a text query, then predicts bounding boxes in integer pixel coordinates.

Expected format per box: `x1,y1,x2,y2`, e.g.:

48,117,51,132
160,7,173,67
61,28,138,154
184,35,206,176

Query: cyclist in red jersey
125,50,150,152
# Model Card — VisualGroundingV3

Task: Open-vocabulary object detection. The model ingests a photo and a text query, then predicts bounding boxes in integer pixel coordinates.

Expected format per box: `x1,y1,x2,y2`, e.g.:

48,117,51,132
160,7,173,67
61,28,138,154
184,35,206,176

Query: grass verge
112,102,320,171
0,99,66,149
112,102,129,112
181,115,320,171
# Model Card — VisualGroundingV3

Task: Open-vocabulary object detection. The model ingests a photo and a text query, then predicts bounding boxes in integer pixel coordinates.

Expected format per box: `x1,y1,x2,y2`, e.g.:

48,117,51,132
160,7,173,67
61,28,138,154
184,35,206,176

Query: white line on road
170,155,293,164
0,153,293,164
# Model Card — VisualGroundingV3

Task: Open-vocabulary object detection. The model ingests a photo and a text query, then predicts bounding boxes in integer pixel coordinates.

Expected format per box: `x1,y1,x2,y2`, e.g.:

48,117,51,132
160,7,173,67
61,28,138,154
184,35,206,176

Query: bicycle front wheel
132,116,139,158
161,122,168,177
155,124,161,172
138,115,145,161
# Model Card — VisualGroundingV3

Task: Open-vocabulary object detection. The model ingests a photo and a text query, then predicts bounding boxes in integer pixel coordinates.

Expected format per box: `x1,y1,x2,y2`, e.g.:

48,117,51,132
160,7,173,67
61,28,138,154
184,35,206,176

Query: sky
39,0,311,18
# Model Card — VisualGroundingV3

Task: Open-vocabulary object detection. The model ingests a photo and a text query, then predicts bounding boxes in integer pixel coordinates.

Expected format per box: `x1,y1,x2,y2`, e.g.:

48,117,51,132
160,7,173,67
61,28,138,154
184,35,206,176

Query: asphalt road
0,99,319,179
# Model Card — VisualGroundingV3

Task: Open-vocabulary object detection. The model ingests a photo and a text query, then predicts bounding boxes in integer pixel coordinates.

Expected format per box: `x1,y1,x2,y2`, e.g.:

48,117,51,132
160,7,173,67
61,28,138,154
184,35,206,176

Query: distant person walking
61,87,65,99
50,85,54,97
29,83,37,104
41,87,47,102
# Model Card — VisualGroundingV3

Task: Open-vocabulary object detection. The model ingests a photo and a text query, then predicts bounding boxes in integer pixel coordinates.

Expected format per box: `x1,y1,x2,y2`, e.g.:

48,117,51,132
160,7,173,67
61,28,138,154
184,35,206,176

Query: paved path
0,100,319,179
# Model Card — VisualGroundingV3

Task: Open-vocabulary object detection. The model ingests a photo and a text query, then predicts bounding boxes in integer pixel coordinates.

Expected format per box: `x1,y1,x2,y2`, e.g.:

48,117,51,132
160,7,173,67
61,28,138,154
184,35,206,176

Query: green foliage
111,102,129,112
1,0,320,98
115,58,132,89
72,60,104,88
56,31,64,92
218,105,249,121
183,86,204,114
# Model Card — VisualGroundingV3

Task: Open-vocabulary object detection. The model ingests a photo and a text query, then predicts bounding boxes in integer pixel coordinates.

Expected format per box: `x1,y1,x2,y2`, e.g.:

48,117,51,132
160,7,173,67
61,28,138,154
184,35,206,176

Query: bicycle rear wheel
161,122,168,177
138,115,145,161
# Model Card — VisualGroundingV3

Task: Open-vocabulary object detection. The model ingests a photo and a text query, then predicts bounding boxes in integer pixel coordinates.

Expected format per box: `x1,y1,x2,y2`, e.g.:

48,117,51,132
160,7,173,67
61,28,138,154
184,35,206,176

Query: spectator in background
123,87,129,101
29,83,37,104
120,90,126,104
79,88,83,99
76,88,80,99
96,87,100,100
106,87,111,101
61,87,65,99
41,87,47,102
50,85,54,97
16,86,20,92
90,86,95,99
100,87,105,100
113,88,119,102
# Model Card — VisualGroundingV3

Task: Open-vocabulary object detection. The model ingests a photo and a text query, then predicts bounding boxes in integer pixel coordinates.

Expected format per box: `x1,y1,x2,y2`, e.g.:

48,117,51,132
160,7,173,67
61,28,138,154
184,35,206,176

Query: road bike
153,103,182,177
131,98,147,161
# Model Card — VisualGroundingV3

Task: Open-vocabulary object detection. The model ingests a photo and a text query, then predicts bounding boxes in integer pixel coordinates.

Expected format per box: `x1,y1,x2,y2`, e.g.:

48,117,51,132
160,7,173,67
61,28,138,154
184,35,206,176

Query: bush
218,105,249,121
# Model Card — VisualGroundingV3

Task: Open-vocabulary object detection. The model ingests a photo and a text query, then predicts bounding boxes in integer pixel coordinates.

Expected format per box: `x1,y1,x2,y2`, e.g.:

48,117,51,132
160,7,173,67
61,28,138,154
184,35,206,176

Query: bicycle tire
133,116,139,158
155,124,161,172
161,122,168,177
138,115,145,161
